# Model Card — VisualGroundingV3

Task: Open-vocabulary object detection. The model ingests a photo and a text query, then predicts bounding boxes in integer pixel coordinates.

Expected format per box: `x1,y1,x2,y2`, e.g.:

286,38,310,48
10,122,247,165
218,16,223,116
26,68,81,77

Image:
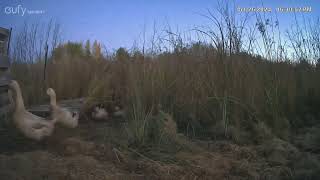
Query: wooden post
43,44,48,82
7,28,12,56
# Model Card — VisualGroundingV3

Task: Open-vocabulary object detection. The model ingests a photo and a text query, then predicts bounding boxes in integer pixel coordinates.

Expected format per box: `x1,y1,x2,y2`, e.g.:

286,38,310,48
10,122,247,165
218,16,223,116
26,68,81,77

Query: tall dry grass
11,42,320,145
9,5,320,146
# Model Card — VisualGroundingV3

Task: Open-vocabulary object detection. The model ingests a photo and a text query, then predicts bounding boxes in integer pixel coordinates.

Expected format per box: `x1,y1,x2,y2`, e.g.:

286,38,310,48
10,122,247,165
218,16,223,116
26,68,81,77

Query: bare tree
287,16,320,63
12,19,61,63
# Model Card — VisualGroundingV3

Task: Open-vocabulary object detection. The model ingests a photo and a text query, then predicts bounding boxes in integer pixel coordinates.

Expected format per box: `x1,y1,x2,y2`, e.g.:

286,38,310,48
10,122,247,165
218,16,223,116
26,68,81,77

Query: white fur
9,81,57,141
47,88,79,128
92,106,108,121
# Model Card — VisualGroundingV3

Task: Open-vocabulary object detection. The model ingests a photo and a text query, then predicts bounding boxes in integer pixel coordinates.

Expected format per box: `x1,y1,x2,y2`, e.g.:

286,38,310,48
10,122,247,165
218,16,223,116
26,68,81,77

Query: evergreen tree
85,40,91,56
116,47,129,62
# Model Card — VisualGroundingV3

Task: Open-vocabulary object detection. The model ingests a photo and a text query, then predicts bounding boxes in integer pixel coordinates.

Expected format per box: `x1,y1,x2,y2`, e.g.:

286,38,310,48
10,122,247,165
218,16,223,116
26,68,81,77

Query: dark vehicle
0,27,12,120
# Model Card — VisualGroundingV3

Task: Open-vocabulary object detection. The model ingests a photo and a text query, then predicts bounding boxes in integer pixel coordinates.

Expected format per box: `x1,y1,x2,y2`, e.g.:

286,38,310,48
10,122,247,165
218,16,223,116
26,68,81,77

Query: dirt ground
0,118,319,180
